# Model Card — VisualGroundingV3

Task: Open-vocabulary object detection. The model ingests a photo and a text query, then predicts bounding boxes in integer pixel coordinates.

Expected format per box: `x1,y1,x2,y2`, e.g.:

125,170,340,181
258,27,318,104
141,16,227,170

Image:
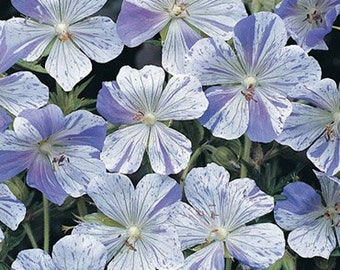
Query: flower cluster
0,0,339,269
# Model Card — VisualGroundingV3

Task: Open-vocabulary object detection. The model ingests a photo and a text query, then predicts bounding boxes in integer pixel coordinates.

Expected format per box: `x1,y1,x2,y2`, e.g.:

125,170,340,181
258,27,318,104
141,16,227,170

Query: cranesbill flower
275,0,340,51
72,172,184,270
0,109,11,132
274,170,340,259
7,0,124,91
11,234,107,270
0,183,26,242
184,12,321,143
116,0,247,74
276,79,340,175
0,104,107,205
97,65,208,175
169,163,285,269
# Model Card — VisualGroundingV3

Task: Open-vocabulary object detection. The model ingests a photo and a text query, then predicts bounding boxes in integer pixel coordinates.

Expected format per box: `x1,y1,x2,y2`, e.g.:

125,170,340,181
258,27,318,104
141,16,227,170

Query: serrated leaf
14,60,47,74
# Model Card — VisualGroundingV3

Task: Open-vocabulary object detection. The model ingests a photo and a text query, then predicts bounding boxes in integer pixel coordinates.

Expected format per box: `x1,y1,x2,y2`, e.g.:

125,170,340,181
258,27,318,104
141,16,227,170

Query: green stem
22,223,38,248
180,146,202,189
240,135,252,178
77,197,88,217
43,195,50,253
225,257,233,270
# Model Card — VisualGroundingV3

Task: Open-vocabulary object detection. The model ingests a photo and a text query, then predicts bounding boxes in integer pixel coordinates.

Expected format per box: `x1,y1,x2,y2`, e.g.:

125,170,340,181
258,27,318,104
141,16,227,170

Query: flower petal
246,88,292,142
307,136,340,175
26,154,68,205
70,16,123,63
287,219,336,259
0,71,49,115
45,39,91,91
184,37,244,85
169,202,211,250
274,181,324,231
186,0,247,40
87,172,135,226
276,103,331,150
116,0,169,47
183,242,225,270
162,19,201,74
134,173,181,224
226,223,285,269
148,123,191,175
53,109,107,150
0,109,11,132
100,124,148,174
72,222,126,260
314,170,340,206
11,249,55,270
156,74,208,120
0,183,26,230
200,86,249,140
52,235,107,270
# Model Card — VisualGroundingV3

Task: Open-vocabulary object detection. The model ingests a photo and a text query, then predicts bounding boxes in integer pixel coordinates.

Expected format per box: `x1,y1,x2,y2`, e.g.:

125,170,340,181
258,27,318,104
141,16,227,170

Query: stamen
55,22,72,42
242,76,257,102
170,2,189,18
305,8,323,26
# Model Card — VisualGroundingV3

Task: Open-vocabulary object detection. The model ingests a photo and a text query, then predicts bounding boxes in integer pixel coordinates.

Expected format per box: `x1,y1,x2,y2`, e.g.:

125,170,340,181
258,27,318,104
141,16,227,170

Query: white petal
11,249,55,270
186,0,247,39
52,235,107,270
169,202,211,250
184,37,244,85
101,124,148,174
45,39,91,91
70,16,123,63
183,242,225,270
276,103,331,150
287,219,336,259
162,19,201,74
148,123,191,175
0,71,48,115
156,74,208,120
72,222,126,260
0,183,26,230
226,224,285,269
116,65,165,112
314,170,340,207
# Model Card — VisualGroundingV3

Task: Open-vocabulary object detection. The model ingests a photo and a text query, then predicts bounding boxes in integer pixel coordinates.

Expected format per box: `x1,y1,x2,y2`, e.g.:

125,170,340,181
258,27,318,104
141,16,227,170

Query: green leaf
14,60,47,74
0,262,10,270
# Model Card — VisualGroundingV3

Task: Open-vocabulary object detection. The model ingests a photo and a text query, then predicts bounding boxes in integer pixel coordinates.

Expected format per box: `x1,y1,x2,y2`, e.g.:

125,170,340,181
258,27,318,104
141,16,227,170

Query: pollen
170,2,189,18
142,112,156,126
55,22,72,42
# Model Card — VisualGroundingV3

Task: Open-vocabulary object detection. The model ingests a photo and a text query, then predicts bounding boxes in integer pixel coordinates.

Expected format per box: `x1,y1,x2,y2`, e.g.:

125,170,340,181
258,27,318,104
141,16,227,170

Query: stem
77,197,88,217
225,258,233,270
332,25,340,31
22,223,38,248
43,195,50,253
180,146,202,189
240,135,252,178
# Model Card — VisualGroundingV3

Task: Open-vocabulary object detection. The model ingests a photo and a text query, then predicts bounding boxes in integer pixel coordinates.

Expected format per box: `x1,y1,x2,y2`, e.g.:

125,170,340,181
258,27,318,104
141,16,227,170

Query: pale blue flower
11,234,107,270
116,0,247,74
169,163,285,269
276,78,340,175
7,0,124,91
275,0,340,51
274,170,340,259
0,104,107,205
72,172,184,270
97,65,208,175
184,12,321,143
0,183,26,242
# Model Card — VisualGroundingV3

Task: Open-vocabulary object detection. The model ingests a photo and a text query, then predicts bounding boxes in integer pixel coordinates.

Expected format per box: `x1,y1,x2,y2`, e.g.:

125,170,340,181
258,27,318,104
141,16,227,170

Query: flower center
170,2,189,18
324,203,340,227
211,227,228,241
242,76,257,102
324,112,340,142
125,226,141,251
38,141,53,155
38,141,70,171
306,8,323,27
55,22,72,42
133,110,156,126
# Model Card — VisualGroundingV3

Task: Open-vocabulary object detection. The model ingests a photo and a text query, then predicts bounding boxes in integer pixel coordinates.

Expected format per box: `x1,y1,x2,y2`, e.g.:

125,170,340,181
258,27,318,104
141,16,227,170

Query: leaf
13,60,47,74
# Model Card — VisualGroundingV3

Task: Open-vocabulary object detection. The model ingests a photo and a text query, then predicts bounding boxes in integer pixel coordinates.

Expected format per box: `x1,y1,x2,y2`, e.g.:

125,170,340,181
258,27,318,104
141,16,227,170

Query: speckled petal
70,16,123,63
0,183,26,230
52,235,107,270
315,170,340,206
0,109,11,132
11,249,55,270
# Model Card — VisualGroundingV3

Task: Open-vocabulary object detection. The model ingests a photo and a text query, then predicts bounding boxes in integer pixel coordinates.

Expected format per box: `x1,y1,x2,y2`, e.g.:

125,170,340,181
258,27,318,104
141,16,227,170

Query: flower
0,183,26,242
116,0,247,74
276,78,340,175
11,234,107,270
97,65,208,175
7,0,124,91
184,11,321,143
274,170,340,259
72,172,184,270
0,104,107,205
169,163,285,269
275,0,340,52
